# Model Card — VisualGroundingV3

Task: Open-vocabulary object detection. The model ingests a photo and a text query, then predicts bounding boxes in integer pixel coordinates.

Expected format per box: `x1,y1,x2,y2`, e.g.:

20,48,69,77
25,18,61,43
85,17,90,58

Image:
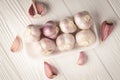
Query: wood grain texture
108,0,120,19
0,0,120,80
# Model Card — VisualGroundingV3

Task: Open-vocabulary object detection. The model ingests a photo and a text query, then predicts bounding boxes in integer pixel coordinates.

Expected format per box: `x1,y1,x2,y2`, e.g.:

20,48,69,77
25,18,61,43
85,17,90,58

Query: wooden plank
108,0,120,19
0,4,42,79
46,0,115,80
0,0,120,80
63,0,118,22
17,0,59,24
94,21,120,80
0,45,21,80
0,22,42,80
0,0,68,79
60,0,120,80
54,50,113,80
54,0,120,80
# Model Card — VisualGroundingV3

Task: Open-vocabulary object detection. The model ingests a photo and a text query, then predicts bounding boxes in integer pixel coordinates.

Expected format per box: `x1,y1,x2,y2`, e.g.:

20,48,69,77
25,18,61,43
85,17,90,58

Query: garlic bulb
23,25,41,43
59,18,77,33
39,38,56,55
74,11,93,29
43,21,59,39
76,29,96,47
56,34,75,51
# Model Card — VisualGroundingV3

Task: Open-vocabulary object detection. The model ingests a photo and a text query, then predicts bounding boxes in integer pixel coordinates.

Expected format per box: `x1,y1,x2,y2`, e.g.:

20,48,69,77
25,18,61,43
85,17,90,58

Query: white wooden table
0,0,120,80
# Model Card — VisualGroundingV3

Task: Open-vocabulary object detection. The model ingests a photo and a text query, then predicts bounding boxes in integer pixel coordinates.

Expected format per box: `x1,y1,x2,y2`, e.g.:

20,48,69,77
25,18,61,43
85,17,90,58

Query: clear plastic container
23,22,99,59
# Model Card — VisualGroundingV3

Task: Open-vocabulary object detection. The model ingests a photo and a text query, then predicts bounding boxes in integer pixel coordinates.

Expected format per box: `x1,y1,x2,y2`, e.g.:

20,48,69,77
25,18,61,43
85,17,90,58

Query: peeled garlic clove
44,62,57,79
56,33,75,51
74,11,93,29
59,18,77,33
39,38,56,55
76,29,96,47
29,1,47,17
10,36,22,52
77,52,87,65
43,21,59,39
23,25,41,43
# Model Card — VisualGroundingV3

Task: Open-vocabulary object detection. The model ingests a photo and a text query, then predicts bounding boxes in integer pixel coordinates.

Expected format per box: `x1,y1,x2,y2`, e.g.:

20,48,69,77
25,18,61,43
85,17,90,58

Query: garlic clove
10,36,22,52
44,61,57,79
76,29,96,47
23,25,41,43
56,33,75,51
59,18,77,33
101,21,114,41
43,21,59,39
36,2,47,16
39,38,56,55
28,1,47,17
77,52,87,65
74,11,93,29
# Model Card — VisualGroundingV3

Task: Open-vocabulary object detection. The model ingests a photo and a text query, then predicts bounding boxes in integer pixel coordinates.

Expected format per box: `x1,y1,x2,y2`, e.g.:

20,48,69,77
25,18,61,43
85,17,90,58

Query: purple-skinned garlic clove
56,33,75,51
77,52,87,65
44,61,58,79
101,21,114,41
74,11,93,29
10,36,22,52
59,18,77,33
43,21,59,39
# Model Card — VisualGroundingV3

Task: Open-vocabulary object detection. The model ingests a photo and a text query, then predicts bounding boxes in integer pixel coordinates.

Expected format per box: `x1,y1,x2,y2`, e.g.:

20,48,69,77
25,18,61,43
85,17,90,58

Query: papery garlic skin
74,11,93,29
56,34,75,51
23,25,41,43
59,18,77,33
76,29,96,47
39,38,56,55
43,21,59,39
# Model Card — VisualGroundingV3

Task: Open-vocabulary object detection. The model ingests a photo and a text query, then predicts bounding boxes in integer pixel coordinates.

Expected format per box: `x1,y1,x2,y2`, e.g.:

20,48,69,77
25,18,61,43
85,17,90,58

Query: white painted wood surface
0,0,120,80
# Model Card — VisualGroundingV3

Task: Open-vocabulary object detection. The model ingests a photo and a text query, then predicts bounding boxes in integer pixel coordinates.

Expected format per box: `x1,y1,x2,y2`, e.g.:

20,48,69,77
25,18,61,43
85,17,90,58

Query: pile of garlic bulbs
23,11,96,56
